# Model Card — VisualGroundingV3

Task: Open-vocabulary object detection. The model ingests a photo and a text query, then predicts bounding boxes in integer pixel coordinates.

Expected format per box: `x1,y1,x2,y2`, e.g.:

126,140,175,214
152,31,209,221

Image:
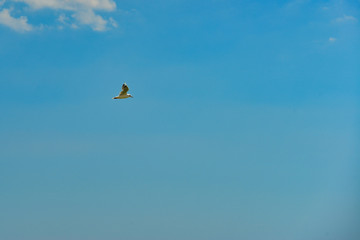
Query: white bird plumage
113,83,133,99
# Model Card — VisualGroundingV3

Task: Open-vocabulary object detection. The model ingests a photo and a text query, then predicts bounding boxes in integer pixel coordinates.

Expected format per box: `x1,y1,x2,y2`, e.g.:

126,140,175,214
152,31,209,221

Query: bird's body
113,95,131,99
113,83,133,99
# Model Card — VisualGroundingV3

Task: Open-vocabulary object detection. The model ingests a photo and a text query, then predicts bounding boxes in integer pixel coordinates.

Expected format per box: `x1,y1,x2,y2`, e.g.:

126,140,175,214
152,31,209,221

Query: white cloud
0,0,5,6
334,15,357,23
72,9,107,31
5,0,118,32
329,37,336,42
15,0,116,11
0,8,33,32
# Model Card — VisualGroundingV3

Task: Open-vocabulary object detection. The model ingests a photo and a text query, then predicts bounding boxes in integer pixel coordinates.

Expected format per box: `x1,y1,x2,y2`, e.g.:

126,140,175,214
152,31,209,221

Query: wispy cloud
0,0,118,32
0,8,33,32
321,6,329,11
57,13,69,25
284,0,310,11
329,37,336,42
109,17,117,28
15,0,116,11
72,9,108,31
334,15,357,24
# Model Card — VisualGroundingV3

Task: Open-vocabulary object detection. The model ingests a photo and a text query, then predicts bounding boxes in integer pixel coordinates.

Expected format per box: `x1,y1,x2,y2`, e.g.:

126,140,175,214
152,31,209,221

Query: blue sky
0,0,359,239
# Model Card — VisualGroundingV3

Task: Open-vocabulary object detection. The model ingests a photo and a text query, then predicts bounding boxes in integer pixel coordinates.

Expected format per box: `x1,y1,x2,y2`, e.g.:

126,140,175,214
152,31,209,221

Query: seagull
113,83,133,99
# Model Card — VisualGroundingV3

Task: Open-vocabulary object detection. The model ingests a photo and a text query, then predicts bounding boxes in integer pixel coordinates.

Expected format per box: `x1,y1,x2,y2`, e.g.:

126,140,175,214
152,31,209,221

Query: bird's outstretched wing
119,83,129,95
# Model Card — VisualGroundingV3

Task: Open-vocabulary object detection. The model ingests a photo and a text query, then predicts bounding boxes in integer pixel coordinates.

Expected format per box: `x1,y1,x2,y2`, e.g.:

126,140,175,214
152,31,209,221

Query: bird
113,83,133,99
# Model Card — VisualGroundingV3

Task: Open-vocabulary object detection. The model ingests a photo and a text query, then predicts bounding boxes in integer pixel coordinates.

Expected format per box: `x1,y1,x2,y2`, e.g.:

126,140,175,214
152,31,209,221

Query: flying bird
113,83,133,99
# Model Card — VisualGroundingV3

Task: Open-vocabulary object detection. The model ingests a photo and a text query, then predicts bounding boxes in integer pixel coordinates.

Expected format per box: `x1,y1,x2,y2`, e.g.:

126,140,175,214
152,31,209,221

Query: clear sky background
0,0,359,240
